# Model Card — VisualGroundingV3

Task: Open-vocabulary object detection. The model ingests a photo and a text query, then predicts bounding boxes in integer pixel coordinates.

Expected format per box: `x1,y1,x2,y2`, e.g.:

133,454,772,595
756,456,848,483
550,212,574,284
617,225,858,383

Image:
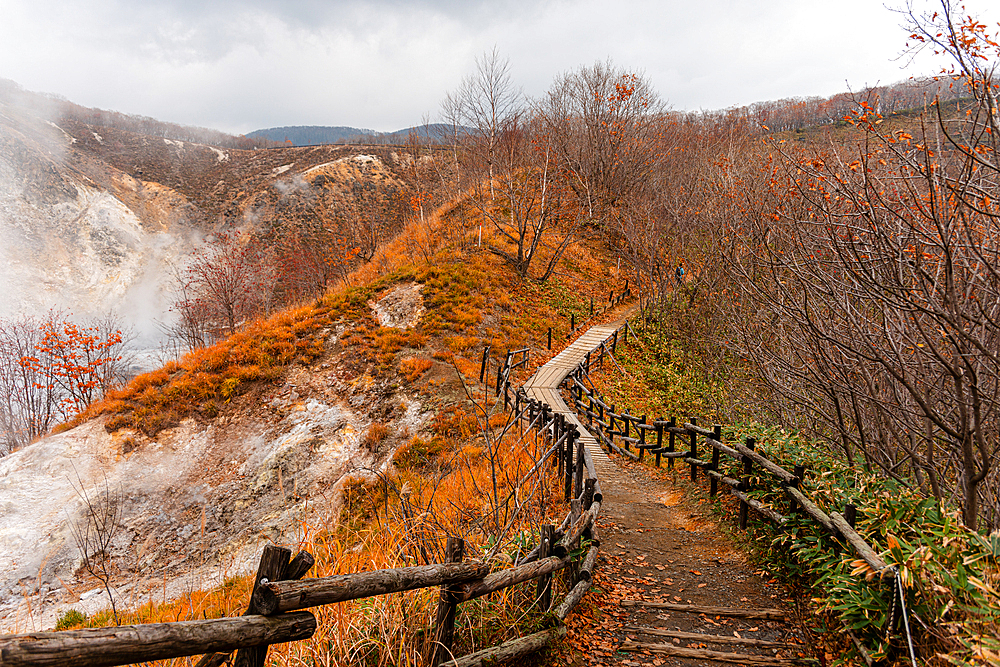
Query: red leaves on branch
18,318,124,418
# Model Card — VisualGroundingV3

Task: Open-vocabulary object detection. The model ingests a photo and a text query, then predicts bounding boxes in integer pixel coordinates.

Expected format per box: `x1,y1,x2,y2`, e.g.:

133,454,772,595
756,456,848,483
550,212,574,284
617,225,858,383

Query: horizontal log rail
458,555,574,602
0,613,317,667
0,315,632,667
253,561,491,616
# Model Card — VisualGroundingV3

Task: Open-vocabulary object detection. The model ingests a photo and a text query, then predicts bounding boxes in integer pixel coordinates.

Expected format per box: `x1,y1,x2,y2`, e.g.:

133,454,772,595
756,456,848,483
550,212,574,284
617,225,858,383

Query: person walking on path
675,263,685,285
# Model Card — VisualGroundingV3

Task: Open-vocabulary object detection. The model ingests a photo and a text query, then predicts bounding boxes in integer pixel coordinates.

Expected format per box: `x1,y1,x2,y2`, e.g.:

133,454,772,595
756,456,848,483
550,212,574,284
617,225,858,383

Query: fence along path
0,322,626,667
522,322,622,483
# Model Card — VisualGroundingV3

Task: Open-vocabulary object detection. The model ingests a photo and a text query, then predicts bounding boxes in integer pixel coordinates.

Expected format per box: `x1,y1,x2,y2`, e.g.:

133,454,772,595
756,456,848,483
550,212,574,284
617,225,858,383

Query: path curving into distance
522,311,811,667
522,320,625,481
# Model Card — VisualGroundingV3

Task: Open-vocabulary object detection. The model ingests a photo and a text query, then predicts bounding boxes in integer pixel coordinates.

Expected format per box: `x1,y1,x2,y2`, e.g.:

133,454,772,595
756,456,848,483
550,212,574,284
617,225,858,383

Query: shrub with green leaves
718,424,1000,666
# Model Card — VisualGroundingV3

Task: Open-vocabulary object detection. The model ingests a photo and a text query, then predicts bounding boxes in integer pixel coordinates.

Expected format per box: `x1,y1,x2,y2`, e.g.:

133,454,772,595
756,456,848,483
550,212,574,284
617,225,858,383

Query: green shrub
55,608,87,630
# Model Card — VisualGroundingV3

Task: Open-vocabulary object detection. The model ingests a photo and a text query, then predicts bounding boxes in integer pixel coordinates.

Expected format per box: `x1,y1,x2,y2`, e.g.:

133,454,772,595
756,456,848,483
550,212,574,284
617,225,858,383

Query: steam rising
0,87,194,353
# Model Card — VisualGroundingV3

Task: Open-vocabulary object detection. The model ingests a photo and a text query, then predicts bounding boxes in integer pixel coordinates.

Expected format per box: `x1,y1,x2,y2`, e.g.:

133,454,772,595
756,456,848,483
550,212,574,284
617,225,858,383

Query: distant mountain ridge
248,124,461,146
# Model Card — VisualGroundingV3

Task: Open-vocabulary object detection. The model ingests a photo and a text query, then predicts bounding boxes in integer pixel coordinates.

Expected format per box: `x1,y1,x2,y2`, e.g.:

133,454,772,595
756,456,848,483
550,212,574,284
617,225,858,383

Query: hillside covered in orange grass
0,193,628,647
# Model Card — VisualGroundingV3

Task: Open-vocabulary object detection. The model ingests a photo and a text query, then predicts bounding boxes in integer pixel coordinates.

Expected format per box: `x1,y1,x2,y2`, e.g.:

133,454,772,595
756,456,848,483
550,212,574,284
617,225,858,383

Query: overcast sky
0,0,990,135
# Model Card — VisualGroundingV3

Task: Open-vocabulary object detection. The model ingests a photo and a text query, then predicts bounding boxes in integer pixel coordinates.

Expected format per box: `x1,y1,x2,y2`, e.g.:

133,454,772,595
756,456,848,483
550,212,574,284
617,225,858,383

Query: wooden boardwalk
522,321,627,484
521,313,807,666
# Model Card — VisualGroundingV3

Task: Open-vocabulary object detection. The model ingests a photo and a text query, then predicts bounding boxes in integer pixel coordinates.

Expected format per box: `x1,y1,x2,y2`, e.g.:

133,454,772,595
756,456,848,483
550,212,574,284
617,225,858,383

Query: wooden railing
564,361,916,665
0,324,627,667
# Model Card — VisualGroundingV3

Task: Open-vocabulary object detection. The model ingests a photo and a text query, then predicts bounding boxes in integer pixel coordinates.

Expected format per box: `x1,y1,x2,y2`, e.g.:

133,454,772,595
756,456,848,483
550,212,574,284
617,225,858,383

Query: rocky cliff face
0,283,436,632
0,84,435,630
0,89,411,339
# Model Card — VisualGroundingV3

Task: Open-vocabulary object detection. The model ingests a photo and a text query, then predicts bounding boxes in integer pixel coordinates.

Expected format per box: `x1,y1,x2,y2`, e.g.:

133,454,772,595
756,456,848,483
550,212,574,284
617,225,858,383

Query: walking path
523,312,815,667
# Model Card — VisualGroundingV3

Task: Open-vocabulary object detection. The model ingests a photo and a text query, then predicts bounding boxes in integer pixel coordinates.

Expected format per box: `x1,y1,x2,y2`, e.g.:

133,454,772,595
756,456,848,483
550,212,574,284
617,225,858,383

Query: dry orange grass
51,186,629,664
66,410,568,667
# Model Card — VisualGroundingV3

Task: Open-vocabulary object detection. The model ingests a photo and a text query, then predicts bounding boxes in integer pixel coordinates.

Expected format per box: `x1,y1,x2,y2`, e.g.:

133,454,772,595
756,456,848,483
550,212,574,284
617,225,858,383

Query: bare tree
0,317,56,453
70,474,124,625
454,48,522,201
173,231,277,347
721,0,1000,528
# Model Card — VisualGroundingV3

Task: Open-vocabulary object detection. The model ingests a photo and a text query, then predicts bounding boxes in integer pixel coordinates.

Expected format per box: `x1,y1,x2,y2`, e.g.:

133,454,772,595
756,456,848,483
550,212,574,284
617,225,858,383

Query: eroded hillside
0,93,417,330
0,221,625,631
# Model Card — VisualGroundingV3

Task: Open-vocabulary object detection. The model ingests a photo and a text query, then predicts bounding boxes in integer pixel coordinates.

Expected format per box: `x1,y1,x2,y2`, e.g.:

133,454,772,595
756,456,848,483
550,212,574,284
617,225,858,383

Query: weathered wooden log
732,490,787,525
829,512,889,573
458,555,572,602
655,450,689,458
553,503,599,558
620,641,808,666
709,426,722,496
536,525,554,611
441,626,566,667
0,613,317,667
603,434,640,461
430,537,464,667
515,528,564,566
732,440,798,485
682,422,716,438
254,561,490,615
554,577,591,621
688,417,699,481
577,541,600,581
234,545,292,667
197,549,314,667
623,626,803,649
784,486,836,534
706,437,743,461
705,469,742,489
619,600,787,620
683,456,711,468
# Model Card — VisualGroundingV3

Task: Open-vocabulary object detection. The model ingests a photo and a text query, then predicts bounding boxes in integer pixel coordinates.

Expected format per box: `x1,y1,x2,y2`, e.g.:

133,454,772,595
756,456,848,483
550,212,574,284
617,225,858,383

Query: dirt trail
525,313,816,666
572,459,813,666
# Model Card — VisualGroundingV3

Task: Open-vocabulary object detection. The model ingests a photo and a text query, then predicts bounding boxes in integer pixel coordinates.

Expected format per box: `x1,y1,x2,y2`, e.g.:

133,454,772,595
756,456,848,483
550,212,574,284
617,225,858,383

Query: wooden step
620,600,787,621
620,641,814,666
624,626,801,649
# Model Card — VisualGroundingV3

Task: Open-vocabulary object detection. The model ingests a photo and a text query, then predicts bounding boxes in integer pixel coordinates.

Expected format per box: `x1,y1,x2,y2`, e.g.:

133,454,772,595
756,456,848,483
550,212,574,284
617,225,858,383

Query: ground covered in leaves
548,457,822,667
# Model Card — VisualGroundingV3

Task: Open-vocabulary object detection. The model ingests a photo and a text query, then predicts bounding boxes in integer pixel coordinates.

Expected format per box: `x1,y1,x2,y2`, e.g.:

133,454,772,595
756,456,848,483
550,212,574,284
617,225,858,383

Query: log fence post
709,425,722,496
547,327,552,350
655,418,664,468
430,537,464,667
574,437,585,500
791,464,806,515
233,545,292,667
479,346,490,383
566,499,583,585
739,437,756,530
688,417,698,482
583,478,596,511
606,406,616,452
667,417,676,470
844,502,857,528
622,410,631,453
611,330,618,354
537,525,554,611
571,312,575,332
637,415,647,462
556,412,565,477
564,429,576,502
